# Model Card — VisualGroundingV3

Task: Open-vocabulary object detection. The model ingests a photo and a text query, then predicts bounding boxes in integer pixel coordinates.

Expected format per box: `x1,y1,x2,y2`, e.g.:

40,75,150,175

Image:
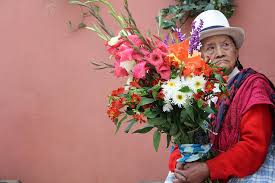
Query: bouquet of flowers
69,0,228,165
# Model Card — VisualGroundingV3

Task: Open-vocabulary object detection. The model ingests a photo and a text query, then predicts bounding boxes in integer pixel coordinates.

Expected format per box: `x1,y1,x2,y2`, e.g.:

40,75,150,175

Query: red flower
107,106,121,121
157,90,165,100
111,87,125,96
111,98,125,109
131,93,142,104
193,91,204,100
152,78,160,86
130,81,141,88
107,98,126,121
133,113,146,123
205,81,215,93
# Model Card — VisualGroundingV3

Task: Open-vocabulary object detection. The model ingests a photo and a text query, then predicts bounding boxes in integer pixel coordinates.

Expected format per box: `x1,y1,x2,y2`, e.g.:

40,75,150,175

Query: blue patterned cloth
175,144,211,163
165,144,212,183
228,136,275,183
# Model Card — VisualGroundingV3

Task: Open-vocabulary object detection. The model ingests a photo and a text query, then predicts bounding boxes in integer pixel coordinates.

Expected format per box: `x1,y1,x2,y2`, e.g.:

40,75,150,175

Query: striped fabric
228,137,275,183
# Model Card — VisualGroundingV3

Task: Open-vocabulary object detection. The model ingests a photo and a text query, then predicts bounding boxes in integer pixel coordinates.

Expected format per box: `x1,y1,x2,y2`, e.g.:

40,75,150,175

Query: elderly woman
168,10,275,183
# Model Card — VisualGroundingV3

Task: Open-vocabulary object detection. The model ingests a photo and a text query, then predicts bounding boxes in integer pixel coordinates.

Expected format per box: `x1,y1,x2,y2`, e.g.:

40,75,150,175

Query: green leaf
186,106,194,121
124,119,136,133
204,3,215,10
114,118,118,125
115,114,127,134
148,117,166,126
219,0,230,5
166,134,171,148
159,8,170,17
184,120,196,128
153,130,161,152
214,72,224,82
133,126,154,134
167,113,172,123
204,105,215,114
169,123,178,136
160,20,175,29
138,97,155,106
180,110,188,123
168,5,182,14
179,86,192,93
197,99,203,108
171,70,178,79
221,85,227,93
144,109,160,119
150,83,161,99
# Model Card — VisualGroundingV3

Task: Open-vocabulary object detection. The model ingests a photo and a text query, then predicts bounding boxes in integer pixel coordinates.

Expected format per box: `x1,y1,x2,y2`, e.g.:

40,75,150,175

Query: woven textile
228,137,275,183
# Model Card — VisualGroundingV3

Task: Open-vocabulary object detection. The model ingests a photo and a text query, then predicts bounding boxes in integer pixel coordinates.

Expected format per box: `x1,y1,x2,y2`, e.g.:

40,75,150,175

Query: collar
228,67,240,82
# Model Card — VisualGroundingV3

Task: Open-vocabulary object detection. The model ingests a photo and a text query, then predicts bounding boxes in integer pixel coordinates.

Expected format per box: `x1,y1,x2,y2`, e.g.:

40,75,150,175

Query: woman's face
200,35,239,75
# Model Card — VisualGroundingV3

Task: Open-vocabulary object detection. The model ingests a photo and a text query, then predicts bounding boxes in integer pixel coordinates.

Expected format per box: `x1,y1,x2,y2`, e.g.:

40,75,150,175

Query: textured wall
0,0,274,183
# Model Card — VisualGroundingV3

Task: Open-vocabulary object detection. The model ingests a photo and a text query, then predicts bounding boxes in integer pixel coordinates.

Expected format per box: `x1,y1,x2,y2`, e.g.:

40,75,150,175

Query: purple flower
189,19,204,56
172,27,186,42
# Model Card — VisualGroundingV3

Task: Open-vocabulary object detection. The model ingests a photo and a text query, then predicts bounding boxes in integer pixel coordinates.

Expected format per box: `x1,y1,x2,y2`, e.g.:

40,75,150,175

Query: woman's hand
173,162,210,183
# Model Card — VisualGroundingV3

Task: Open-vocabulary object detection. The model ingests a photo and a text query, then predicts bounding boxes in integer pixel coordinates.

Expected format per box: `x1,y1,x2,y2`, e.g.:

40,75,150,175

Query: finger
174,171,187,182
172,179,183,183
176,162,184,169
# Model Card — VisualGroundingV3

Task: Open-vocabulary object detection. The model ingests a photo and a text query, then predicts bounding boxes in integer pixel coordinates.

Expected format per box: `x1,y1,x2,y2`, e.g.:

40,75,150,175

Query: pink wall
0,0,274,183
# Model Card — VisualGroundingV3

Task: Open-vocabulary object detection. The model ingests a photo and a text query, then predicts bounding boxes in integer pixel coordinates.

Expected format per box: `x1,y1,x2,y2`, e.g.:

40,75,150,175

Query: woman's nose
215,46,225,58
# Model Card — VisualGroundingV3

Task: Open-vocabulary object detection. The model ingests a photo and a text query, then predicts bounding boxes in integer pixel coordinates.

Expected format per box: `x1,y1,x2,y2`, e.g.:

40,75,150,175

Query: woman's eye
207,47,214,51
223,42,230,48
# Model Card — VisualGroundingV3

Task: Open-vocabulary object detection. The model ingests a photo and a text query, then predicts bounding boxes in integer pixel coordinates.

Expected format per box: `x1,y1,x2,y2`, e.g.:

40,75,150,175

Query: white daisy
171,91,189,108
188,75,207,93
161,76,182,99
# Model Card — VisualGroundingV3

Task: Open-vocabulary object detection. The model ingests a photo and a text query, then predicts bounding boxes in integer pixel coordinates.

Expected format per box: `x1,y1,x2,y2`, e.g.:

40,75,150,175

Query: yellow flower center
195,81,202,88
177,94,184,100
168,82,176,87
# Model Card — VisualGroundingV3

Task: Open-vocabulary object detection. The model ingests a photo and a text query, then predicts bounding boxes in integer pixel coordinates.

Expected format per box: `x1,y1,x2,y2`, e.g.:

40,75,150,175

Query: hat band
201,25,225,32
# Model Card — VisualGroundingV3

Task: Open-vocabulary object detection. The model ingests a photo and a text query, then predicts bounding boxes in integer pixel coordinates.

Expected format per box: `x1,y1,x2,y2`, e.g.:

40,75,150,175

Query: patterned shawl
211,68,275,152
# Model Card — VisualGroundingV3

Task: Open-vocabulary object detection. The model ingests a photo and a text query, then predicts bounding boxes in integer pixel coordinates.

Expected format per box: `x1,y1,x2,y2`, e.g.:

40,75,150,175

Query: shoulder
237,71,274,115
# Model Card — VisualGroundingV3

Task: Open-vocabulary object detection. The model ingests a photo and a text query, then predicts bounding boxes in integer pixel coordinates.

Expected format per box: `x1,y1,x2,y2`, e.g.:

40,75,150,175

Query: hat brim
200,27,245,48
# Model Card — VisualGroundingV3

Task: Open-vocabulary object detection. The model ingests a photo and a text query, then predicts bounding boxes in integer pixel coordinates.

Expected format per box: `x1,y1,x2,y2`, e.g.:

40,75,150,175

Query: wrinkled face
201,35,239,75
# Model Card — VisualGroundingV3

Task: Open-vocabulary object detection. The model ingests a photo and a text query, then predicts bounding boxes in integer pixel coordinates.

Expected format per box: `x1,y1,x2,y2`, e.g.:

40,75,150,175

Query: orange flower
182,56,212,77
168,40,189,60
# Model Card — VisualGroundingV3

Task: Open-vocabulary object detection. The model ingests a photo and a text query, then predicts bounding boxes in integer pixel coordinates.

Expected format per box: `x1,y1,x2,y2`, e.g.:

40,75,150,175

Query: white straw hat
193,10,245,48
